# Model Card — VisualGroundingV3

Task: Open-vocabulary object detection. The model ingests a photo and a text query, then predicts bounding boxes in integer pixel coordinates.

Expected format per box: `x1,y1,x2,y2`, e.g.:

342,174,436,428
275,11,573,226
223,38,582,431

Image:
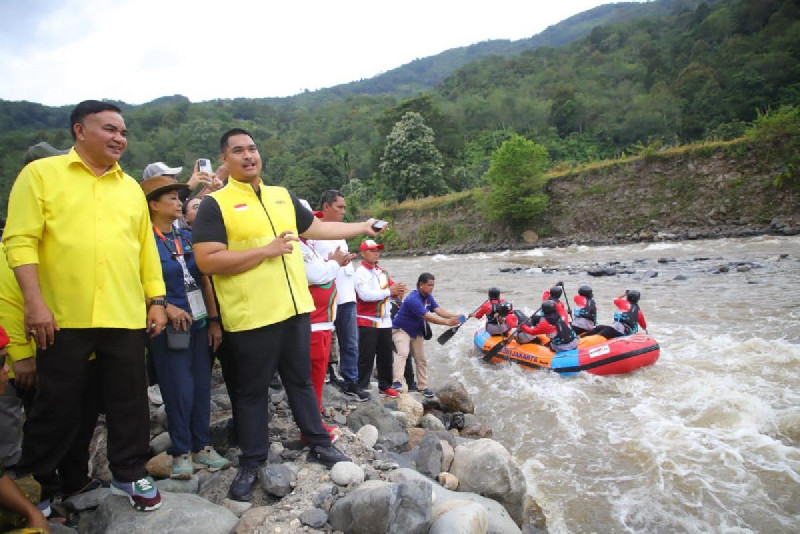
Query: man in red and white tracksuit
298,211,351,441
354,240,406,397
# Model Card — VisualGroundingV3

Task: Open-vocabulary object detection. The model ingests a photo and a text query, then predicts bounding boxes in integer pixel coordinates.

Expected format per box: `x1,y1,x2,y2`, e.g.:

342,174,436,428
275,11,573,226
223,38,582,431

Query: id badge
186,288,208,320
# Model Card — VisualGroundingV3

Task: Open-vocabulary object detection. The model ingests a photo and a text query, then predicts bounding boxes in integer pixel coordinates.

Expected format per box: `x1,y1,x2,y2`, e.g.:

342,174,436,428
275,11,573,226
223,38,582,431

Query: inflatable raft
473,324,659,376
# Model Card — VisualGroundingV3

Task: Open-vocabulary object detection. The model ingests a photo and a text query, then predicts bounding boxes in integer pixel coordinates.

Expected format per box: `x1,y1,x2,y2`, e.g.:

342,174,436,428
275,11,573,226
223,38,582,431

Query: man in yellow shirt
2,100,168,512
192,128,384,501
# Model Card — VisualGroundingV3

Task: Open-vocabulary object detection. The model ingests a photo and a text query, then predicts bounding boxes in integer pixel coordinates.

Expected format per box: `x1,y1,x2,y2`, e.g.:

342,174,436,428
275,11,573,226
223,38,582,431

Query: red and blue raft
474,323,660,377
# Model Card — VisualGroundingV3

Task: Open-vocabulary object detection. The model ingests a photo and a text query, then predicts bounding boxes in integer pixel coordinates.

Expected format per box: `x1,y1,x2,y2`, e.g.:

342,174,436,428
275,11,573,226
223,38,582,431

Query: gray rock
154,476,199,494
450,439,527,526
389,468,521,534
209,416,234,454
421,414,446,431
155,405,168,428
417,433,444,479
62,487,111,511
330,461,365,486
222,498,252,517
437,381,475,414
429,501,489,534
377,431,410,451
300,507,328,528
347,400,408,437
85,492,238,534
149,432,172,455
441,440,455,472
587,266,617,277
211,394,231,411
259,464,296,497
329,479,432,534
312,484,336,510
463,413,480,428
356,424,379,448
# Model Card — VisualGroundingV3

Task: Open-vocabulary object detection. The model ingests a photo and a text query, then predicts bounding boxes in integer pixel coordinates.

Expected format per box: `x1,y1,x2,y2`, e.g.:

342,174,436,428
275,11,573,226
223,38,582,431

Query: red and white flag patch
234,203,248,211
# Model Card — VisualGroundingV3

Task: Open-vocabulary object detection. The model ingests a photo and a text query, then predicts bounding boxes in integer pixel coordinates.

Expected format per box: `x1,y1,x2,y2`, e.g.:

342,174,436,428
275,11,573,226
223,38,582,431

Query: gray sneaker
342,381,370,402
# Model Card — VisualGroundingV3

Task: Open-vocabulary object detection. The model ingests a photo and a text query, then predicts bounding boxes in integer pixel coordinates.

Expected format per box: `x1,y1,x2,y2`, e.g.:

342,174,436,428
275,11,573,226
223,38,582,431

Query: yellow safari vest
210,179,314,332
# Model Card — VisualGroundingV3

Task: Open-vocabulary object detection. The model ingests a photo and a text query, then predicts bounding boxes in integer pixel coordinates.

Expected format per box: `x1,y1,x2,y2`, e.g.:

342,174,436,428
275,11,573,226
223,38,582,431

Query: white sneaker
147,384,163,406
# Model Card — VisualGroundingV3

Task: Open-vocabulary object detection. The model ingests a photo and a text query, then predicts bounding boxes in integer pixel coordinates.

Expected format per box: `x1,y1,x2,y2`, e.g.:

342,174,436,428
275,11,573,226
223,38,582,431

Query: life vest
613,302,641,334
574,296,597,322
208,180,314,332
486,299,505,325
544,312,577,346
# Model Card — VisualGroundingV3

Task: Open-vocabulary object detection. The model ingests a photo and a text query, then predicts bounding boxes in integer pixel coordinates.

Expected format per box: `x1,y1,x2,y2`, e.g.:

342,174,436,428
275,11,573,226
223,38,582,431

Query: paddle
437,304,482,345
558,281,573,319
483,328,516,362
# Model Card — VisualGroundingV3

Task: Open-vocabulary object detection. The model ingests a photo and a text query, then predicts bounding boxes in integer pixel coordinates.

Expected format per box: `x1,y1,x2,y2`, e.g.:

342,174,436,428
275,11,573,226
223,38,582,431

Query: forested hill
314,0,716,100
0,0,798,220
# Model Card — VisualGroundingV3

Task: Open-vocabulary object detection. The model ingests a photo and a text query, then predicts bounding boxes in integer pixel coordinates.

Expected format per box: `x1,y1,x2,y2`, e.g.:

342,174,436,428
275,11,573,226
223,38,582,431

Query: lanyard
153,225,184,257
153,225,196,288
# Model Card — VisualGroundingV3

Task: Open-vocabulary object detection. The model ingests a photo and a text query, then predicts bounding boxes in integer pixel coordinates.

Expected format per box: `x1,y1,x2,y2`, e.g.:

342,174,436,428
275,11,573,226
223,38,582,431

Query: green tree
379,112,445,202
483,134,549,226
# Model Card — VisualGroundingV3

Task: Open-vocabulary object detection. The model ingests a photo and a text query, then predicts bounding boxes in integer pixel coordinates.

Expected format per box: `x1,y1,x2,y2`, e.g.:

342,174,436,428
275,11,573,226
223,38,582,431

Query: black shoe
328,363,345,387
407,383,420,392
228,465,259,501
342,381,370,402
307,445,350,469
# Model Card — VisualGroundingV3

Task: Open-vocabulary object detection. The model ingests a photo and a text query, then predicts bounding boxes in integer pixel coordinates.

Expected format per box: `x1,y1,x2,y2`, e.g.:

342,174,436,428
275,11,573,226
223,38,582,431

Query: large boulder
429,501,489,534
436,381,475,414
328,479,432,534
396,394,424,427
388,468,521,534
449,439,527,526
347,401,407,436
84,492,238,534
416,433,444,479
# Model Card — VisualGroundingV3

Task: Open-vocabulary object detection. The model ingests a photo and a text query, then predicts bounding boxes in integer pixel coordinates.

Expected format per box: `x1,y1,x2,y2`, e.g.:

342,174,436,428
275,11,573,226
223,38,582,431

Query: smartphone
197,158,213,174
372,220,388,232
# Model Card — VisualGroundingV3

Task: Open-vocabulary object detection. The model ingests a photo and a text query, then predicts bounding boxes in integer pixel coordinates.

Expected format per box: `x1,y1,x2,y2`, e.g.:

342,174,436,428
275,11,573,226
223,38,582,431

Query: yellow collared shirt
2,148,166,329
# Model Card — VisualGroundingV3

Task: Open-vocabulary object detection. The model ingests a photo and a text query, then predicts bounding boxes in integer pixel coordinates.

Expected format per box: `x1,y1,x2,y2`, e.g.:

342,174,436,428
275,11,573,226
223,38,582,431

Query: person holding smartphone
140,175,229,480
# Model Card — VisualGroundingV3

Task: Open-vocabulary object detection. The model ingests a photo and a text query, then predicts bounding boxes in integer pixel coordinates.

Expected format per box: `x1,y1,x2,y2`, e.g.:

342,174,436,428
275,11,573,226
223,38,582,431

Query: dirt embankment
383,142,799,255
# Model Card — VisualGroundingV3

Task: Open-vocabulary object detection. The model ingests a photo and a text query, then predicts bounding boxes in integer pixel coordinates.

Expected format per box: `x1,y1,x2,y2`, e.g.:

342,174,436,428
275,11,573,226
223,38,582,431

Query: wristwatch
207,316,221,323
150,298,167,308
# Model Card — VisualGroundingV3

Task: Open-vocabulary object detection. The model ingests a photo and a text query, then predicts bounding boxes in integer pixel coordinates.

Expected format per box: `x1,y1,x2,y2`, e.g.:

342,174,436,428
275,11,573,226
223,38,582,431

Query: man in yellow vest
192,128,384,502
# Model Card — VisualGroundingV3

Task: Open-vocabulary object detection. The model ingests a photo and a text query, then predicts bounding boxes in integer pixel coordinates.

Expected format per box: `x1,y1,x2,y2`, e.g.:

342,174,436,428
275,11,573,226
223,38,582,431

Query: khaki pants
392,329,428,389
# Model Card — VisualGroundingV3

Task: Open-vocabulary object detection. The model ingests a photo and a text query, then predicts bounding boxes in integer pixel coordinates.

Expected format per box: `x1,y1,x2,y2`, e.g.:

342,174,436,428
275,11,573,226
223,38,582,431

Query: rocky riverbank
43,370,545,534
376,141,800,257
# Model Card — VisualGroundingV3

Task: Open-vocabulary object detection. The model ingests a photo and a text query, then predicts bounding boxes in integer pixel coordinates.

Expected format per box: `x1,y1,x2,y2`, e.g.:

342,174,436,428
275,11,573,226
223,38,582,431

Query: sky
0,0,641,107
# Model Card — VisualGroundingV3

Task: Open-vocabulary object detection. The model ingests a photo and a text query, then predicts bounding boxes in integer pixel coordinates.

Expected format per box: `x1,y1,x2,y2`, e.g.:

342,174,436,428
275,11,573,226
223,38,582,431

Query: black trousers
17,329,149,485
357,327,394,391
225,314,328,467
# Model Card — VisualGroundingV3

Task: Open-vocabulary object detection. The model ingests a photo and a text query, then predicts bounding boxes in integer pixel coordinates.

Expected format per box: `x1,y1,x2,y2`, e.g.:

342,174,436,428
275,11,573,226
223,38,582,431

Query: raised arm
301,217,382,241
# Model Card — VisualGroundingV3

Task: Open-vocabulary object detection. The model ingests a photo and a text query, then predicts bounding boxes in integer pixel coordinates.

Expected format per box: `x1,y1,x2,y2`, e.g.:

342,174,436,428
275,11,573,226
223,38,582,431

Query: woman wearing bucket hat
140,176,229,480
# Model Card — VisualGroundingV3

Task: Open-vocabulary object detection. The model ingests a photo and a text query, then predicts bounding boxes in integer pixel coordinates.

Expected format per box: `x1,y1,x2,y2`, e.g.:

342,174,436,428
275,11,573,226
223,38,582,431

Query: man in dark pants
3,100,168,512
354,240,406,396
192,128,383,502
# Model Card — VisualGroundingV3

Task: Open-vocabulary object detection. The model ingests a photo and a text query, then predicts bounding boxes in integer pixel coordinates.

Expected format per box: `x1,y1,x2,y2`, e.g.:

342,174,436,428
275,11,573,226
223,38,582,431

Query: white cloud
0,0,631,106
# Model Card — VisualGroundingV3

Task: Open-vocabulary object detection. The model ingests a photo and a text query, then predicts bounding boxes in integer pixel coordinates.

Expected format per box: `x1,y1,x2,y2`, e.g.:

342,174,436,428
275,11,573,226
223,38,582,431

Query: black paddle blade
483,336,511,362
437,325,460,345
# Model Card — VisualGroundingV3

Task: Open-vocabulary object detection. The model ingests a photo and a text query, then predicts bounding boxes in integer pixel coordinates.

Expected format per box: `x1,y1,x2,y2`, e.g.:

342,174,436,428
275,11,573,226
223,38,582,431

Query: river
378,235,800,534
